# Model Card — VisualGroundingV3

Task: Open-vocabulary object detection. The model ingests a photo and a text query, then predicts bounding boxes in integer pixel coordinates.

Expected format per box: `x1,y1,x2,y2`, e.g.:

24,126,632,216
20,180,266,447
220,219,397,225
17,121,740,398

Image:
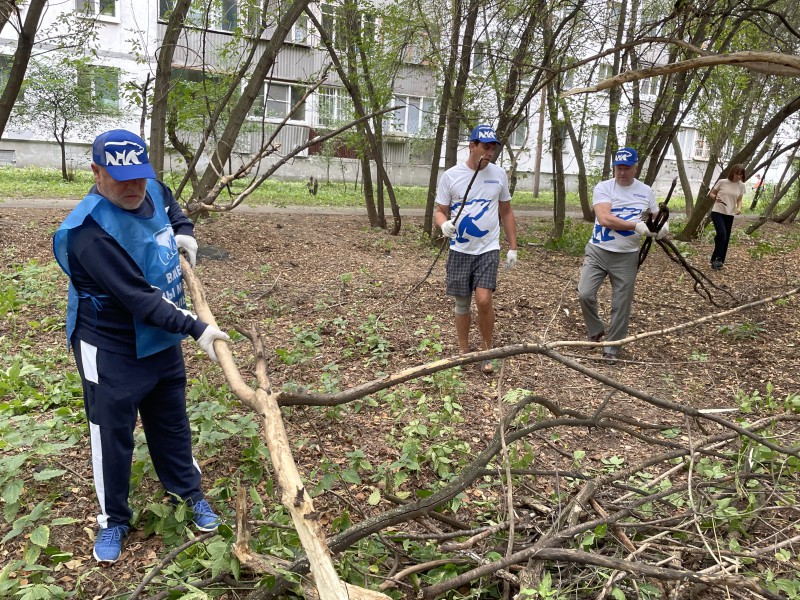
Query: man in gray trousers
577,147,668,364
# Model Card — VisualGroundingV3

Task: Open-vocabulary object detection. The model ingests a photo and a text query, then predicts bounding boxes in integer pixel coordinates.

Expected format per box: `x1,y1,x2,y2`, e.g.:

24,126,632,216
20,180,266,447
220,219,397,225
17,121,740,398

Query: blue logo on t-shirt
591,206,643,243
453,198,491,243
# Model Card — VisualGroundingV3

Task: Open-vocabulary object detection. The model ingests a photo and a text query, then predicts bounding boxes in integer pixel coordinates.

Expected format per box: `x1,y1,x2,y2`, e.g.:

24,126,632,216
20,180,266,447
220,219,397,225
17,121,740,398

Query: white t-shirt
710,179,746,216
590,178,658,253
436,162,512,255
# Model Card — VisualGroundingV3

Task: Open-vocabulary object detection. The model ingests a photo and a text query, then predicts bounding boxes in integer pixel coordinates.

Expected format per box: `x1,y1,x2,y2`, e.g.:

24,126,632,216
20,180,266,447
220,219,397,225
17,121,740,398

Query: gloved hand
655,221,669,240
197,326,231,363
175,234,198,268
440,220,457,239
634,222,657,238
506,249,518,269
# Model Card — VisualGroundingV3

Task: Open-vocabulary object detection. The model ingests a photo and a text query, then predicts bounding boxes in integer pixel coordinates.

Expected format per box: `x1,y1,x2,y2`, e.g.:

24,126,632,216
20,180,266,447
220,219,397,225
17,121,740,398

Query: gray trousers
577,243,639,352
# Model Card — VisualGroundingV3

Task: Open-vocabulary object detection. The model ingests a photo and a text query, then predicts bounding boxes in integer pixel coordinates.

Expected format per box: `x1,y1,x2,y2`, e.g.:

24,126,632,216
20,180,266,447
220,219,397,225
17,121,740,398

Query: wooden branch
439,522,511,552
421,547,783,599
377,558,473,591
180,257,390,600
180,256,257,408
275,286,800,407
143,573,231,600
128,531,216,600
233,484,278,575
562,51,800,97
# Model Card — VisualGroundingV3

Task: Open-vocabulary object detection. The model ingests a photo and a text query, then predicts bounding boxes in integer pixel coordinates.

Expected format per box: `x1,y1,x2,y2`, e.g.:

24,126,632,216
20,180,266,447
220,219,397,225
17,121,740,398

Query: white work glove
175,234,198,268
440,220,457,239
506,249,518,270
655,221,669,240
634,222,657,238
196,326,231,363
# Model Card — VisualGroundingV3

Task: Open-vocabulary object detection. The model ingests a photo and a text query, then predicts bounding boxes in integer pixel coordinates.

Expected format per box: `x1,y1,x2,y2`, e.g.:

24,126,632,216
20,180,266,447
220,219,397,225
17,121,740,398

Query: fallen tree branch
420,547,783,599
274,286,800,407
181,257,390,600
562,51,800,97
129,531,216,600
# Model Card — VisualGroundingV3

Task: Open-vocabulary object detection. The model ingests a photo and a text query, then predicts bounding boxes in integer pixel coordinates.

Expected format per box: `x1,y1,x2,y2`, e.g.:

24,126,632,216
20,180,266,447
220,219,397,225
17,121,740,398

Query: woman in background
708,164,746,270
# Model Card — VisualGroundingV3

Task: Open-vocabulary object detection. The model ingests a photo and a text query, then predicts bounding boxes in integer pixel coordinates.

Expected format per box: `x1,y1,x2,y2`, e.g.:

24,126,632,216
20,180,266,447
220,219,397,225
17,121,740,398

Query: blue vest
53,180,188,358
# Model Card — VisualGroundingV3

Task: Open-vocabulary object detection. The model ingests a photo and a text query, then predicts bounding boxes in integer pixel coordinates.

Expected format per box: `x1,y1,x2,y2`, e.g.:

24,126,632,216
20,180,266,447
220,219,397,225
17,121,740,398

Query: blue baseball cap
92,129,156,181
612,147,638,166
469,124,500,144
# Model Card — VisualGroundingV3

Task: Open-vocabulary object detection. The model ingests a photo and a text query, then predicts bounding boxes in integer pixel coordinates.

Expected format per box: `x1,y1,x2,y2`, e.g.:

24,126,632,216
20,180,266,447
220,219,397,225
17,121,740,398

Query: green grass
0,166,571,210
0,166,96,199
6,165,765,215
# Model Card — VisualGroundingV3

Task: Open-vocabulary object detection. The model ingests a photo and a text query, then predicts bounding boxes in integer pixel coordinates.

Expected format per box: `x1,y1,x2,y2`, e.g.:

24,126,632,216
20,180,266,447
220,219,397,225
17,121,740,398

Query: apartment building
0,0,781,193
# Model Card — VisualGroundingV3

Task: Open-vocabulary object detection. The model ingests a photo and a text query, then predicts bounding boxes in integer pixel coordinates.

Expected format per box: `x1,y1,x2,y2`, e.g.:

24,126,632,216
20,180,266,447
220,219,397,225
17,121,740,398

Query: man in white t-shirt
577,147,668,364
434,125,518,374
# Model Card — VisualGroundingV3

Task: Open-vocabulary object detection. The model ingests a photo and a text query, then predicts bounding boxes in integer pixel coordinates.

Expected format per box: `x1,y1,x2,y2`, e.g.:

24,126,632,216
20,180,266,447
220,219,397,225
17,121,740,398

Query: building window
510,122,528,148
288,12,310,44
0,55,12,92
693,134,711,160
606,0,622,28
321,2,346,50
666,128,694,159
76,0,116,18
552,124,569,153
160,0,237,31
597,64,613,82
472,41,488,76
251,82,306,121
403,34,430,65
591,125,608,155
640,76,659,97
389,96,435,135
318,86,352,127
77,66,120,111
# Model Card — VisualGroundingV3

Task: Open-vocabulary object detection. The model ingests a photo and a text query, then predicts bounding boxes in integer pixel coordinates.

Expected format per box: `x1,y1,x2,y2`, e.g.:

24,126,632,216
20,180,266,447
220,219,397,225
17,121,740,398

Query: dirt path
1,206,797,598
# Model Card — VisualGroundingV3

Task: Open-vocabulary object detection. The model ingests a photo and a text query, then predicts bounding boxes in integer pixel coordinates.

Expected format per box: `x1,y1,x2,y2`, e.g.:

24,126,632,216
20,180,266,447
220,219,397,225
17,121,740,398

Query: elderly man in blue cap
53,130,230,564
434,124,518,374
577,147,668,364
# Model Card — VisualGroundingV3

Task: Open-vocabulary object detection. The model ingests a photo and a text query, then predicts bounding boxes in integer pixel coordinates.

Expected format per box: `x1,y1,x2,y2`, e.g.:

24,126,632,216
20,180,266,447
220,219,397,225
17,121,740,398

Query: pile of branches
161,263,799,600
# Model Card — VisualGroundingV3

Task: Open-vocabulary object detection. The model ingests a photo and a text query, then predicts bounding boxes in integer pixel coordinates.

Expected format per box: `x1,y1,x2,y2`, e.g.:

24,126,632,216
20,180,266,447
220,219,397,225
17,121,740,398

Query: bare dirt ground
2,206,799,598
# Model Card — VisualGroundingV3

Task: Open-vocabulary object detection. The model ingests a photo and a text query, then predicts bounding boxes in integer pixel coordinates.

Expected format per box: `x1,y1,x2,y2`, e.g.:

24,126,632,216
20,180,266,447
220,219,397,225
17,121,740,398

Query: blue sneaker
93,525,129,564
191,498,220,532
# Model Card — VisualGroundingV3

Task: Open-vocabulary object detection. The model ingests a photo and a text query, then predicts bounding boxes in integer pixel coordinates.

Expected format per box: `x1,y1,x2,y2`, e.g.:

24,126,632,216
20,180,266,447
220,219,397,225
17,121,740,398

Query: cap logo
615,149,633,161
477,130,495,139
104,141,146,166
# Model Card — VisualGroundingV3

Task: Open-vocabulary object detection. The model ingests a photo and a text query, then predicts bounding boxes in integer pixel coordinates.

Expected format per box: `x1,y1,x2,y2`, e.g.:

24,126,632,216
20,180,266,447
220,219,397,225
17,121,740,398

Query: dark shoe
588,331,605,342
191,498,221,532
711,260,723,270
602,350,618,365
93,525,129,564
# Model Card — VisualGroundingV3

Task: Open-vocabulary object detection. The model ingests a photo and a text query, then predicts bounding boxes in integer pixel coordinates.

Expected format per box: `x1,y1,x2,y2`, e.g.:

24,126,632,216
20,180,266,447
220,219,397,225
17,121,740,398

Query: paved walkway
7,198,773,223
0,197,633,220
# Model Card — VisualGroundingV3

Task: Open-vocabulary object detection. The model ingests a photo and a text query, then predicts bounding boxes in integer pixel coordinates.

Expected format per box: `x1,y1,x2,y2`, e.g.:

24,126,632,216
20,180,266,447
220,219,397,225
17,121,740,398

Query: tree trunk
307,3,400,234
443,0,479,169
560,98,592,221
423,0,461,236
603,0,628,176
547,86,566,238
0,0,47,139
671,135,693,217
533,88,546,197
148,0,193,177
194,0,311,203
